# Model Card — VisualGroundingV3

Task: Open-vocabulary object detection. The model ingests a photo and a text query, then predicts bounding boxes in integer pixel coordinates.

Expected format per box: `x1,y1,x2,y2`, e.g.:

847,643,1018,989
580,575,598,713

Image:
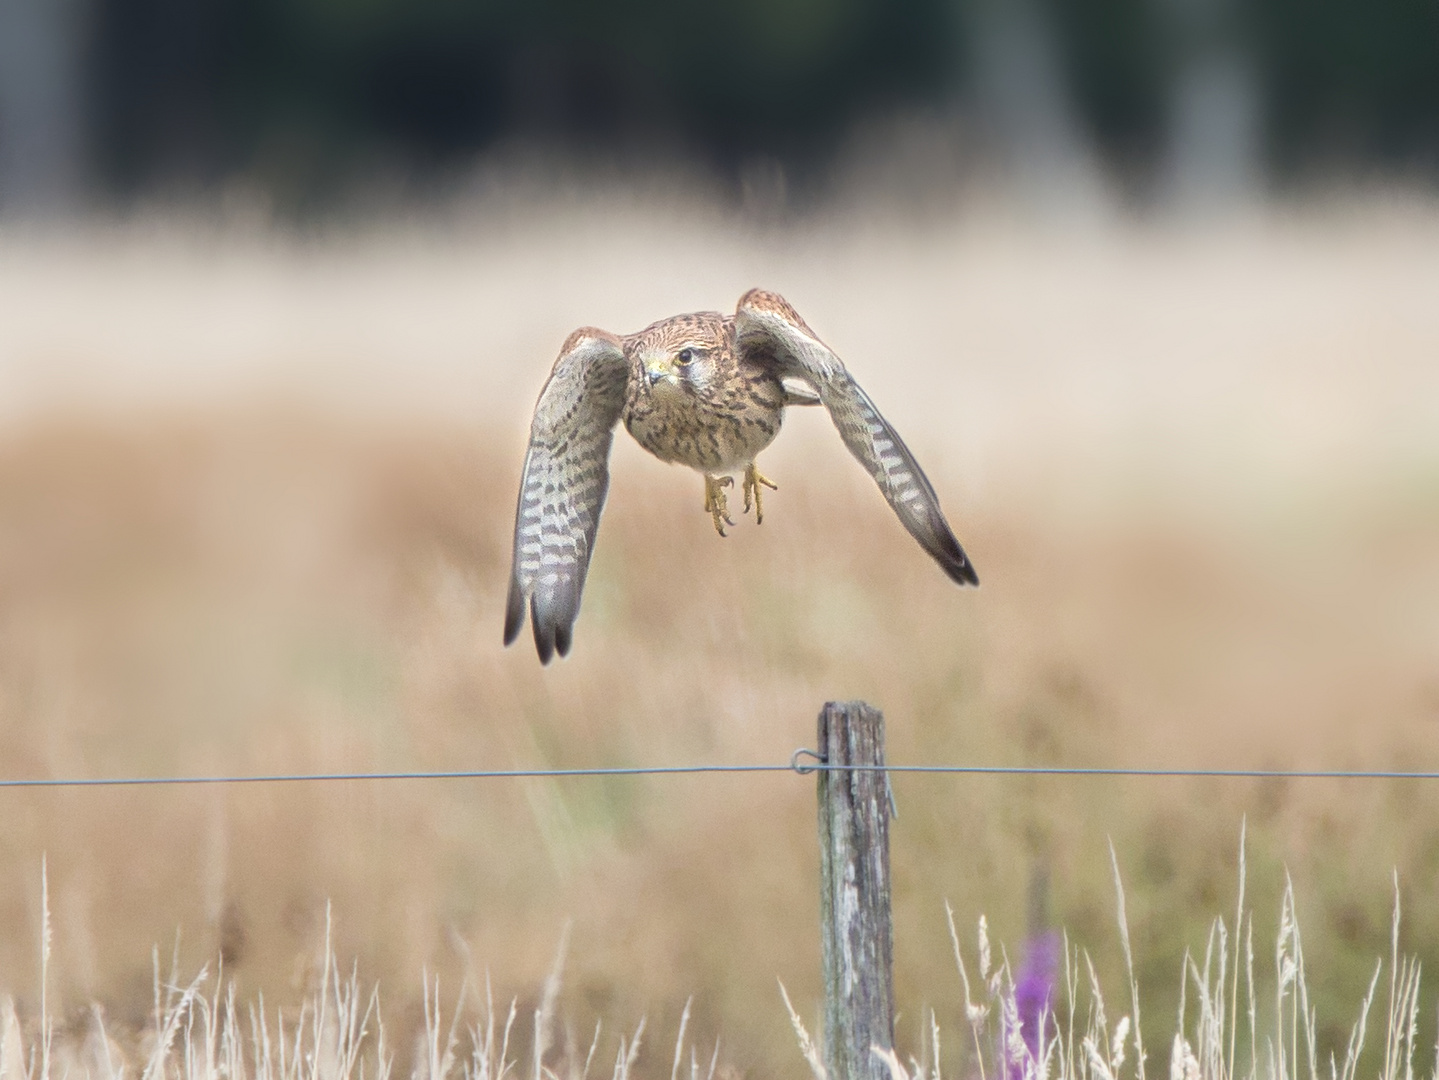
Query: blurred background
2,2,1439,1079
2,0,1438,215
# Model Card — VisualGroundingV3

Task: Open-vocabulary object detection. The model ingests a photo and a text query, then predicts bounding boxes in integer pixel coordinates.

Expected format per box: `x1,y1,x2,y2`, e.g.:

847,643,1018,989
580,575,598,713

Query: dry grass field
1,190,1438,1077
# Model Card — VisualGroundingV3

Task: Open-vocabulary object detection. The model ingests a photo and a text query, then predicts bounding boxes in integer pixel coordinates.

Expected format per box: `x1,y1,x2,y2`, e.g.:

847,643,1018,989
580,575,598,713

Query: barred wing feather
504,331,631,662
735,289,978,586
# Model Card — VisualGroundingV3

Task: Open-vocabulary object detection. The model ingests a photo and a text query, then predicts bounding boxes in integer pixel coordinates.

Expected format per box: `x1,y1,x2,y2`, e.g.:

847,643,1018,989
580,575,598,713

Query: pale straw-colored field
0,189,1437,1076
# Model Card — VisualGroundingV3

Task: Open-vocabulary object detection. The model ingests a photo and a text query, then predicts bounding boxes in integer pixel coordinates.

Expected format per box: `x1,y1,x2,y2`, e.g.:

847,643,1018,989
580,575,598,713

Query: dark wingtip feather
503,579,526,646
935,542,980,587
927,509,980,587
530,589,580,663
948,557,980,587
530,595,555,664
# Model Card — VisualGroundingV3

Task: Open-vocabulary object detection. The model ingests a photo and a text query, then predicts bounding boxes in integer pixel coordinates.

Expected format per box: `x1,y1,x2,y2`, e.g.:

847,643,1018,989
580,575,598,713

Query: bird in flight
504,288,978,662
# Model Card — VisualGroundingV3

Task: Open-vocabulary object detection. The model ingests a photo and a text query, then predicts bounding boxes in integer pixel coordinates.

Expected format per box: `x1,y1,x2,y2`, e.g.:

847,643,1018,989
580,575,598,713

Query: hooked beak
644,360,675,388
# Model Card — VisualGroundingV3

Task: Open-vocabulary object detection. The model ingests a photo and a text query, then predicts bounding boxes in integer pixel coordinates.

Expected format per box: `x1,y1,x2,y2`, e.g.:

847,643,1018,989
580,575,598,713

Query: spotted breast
622,312,786,474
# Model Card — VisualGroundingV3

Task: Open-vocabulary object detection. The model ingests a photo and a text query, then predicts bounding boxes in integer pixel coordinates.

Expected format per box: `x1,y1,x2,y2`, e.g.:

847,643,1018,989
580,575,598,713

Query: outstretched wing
734,289,978,586
504,329,631,662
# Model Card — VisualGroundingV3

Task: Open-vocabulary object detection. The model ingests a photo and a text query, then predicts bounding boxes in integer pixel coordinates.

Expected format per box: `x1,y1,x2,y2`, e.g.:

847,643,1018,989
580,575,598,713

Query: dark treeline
36,0,1439,206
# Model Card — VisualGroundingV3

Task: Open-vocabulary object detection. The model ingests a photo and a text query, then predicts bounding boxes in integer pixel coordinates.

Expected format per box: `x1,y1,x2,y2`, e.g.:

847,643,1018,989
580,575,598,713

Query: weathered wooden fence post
816,700,895,1080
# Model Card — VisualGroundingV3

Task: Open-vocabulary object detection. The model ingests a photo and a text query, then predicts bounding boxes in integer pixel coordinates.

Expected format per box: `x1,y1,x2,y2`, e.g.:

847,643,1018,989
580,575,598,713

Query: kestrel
504,288,978,663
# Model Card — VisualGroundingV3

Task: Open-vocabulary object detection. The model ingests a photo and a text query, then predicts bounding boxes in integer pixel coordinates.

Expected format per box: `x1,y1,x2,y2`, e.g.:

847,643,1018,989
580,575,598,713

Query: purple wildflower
1005,931,1060,1078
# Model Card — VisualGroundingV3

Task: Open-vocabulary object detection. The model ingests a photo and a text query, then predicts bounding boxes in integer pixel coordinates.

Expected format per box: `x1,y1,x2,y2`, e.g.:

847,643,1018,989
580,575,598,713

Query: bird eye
676,347,697,366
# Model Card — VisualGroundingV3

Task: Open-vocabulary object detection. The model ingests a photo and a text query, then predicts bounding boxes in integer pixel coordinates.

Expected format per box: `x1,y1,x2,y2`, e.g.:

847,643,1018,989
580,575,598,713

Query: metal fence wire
3,758,1439,789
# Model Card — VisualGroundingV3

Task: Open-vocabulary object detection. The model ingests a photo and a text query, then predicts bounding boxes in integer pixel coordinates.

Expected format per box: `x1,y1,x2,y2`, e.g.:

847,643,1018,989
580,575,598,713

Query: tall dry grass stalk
820,833,1429,1080
0,887,696,1080
0,839,1431,1080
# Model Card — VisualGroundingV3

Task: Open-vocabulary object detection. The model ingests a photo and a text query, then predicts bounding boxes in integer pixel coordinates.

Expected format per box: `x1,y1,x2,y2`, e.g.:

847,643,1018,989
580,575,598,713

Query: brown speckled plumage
505,289,978,663
622,311,786,473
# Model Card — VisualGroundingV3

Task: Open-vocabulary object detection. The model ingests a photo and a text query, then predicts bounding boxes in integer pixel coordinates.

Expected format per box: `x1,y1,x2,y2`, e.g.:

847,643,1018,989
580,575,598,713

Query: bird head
627,311,728,400
641,342,717,397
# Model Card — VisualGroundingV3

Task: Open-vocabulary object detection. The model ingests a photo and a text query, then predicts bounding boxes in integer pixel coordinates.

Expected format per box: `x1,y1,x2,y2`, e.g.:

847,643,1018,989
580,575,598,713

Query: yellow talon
703,474,735,536
742,464,778,524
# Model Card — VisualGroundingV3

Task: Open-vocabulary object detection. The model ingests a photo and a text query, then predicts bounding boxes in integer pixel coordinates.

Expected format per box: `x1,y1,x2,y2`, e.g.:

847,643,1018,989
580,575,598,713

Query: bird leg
742,463,778,524
703,474,735,536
